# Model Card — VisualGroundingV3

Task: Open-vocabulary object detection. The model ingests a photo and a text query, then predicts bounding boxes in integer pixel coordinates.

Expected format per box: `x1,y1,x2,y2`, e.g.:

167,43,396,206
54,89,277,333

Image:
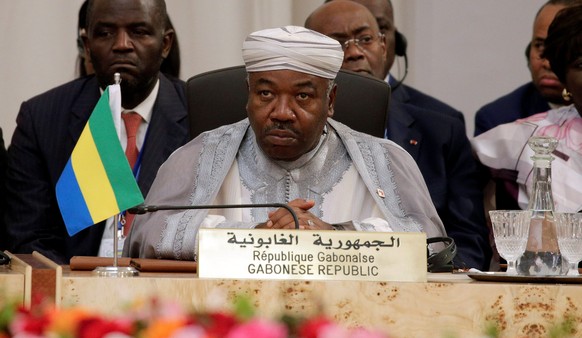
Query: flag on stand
56,84,144,236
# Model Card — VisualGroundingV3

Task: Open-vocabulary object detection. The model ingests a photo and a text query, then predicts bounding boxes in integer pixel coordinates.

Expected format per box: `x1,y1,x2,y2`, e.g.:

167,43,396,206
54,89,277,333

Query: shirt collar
121,79,159,123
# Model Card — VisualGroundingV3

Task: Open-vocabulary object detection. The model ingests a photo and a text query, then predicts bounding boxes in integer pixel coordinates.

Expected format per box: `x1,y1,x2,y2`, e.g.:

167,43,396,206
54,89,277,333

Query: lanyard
118,125,150,230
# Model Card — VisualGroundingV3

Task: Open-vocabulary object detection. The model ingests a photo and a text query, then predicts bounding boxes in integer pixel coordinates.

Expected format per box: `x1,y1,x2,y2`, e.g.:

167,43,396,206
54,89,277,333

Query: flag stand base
90,213,139,277
92,266,139,277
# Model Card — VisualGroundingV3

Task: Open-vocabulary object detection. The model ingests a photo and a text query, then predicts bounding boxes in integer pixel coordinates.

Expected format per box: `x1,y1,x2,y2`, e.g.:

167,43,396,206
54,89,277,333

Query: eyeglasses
337,33,384,51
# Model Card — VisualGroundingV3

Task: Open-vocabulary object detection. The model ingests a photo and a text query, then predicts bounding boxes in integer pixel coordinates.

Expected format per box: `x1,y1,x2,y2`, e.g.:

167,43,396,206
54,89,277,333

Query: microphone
127,203,300,229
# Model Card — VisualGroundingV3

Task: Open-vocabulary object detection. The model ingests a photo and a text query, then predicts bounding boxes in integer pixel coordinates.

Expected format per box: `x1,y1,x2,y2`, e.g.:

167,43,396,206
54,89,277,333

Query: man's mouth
265,129,297,145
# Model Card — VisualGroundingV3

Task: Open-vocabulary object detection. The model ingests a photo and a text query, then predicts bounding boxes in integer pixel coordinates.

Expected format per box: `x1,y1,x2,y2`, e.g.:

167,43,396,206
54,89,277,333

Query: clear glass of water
489,210,530,275
556,212,582,276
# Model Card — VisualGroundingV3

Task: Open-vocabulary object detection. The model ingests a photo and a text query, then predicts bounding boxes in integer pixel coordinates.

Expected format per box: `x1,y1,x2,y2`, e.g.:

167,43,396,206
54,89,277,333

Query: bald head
86,0,169,30
306,1,380,35
318,0,396,78
305,0,387,79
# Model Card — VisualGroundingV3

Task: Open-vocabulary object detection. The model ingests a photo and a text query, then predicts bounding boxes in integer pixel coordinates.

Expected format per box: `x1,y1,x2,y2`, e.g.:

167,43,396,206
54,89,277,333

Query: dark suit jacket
474,82,550,136
387,94,491,270
5,74,190,264
390,80,466,126
0,128,6,250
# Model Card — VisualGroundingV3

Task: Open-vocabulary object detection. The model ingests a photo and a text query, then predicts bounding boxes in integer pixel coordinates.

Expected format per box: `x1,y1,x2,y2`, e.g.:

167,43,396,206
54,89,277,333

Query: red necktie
121,112,142,234
122,112,142,169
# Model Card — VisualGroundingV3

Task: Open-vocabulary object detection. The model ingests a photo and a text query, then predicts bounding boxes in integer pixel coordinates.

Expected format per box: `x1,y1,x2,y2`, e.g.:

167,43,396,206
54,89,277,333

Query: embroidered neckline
237,125,351,220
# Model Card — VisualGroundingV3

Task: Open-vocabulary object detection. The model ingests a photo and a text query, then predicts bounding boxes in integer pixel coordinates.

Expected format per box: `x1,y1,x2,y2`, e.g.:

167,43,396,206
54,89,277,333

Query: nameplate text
197,229,427,282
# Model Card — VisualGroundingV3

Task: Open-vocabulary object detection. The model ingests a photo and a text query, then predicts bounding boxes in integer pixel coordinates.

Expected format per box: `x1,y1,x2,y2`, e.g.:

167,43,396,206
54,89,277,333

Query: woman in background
472,5,582,213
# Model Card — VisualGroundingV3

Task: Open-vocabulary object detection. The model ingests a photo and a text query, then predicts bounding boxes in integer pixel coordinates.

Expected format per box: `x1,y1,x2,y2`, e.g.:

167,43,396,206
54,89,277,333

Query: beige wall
0,0,546,145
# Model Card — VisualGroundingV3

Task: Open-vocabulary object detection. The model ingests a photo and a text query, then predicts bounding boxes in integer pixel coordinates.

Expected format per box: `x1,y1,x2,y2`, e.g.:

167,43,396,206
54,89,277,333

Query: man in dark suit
473,0,579,136
306,0,491,270
4,0,189,264
338,0,465,125
474,83,551,137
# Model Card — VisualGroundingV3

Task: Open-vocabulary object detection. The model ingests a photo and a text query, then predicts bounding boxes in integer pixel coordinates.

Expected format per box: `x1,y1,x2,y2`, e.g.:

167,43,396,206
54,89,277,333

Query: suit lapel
137,75,188,196
69,78,101,152
388,86,422,161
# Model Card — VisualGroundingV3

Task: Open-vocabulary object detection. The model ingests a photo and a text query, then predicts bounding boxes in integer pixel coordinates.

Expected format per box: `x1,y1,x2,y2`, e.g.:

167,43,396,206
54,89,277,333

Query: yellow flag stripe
70,127,120,223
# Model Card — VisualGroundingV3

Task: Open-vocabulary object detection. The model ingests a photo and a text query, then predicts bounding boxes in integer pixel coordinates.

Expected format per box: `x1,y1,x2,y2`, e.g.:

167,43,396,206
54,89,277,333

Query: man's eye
358,35,374,44
95,29,113,38
132,29,149,36
259,90,272,97
297,93,309,100
377,20,392,34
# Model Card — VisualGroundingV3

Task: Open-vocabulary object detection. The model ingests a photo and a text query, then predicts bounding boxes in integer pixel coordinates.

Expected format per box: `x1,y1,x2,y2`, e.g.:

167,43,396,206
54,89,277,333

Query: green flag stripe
88,89,144,209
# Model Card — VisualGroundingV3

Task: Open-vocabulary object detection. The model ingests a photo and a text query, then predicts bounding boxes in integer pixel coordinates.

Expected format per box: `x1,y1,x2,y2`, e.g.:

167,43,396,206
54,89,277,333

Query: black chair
186,65,390,139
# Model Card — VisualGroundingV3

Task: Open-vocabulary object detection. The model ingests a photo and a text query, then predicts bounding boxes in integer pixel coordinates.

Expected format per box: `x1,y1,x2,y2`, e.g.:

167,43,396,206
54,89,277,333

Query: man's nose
344,42,365,61
270,97,295,121
113,31,133,51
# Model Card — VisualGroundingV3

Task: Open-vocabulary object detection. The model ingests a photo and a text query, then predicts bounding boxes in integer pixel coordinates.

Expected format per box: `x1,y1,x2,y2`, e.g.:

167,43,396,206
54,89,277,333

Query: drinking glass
556,213,582,276
489,210,530,275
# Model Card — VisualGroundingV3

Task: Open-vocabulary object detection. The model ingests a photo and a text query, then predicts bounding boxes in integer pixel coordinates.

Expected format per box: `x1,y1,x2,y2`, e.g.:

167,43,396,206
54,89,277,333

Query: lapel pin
409,139,418,145
376,188,385,198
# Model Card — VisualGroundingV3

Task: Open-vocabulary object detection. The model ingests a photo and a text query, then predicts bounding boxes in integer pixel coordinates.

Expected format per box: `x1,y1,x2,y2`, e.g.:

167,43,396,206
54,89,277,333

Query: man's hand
260,198,334,230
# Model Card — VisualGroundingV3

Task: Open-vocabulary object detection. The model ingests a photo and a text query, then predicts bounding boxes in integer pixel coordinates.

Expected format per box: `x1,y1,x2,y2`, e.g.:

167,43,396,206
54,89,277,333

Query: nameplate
197,229,427,282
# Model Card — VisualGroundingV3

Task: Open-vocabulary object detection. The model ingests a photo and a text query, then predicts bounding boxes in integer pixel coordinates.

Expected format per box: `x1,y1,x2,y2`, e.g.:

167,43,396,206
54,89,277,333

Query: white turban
242,26,344,80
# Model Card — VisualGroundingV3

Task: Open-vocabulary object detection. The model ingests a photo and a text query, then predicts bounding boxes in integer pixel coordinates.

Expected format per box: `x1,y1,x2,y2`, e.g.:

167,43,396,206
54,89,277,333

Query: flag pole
92,72,139,278
113,213,120,267
112,73,121,270
93,214,139,277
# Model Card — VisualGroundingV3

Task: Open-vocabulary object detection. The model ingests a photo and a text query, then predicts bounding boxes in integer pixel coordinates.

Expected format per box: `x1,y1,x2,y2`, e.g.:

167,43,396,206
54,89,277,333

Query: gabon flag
56,83,144,236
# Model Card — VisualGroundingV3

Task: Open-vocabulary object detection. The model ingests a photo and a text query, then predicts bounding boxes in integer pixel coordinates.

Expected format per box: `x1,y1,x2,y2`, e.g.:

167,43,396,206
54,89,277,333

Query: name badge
198,229,426,282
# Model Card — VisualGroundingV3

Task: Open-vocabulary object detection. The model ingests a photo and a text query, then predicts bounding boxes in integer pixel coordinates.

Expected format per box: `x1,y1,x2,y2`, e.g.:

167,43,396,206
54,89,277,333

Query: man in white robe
124,26,446,260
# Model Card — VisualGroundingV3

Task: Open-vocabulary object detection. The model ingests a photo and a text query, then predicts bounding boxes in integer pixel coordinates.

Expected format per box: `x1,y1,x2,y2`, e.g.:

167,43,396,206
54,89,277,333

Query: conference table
2,252,582,338
0,264,26,304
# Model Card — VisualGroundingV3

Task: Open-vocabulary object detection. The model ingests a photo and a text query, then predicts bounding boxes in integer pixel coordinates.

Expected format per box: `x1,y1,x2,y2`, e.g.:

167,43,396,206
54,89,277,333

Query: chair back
186,65,390,139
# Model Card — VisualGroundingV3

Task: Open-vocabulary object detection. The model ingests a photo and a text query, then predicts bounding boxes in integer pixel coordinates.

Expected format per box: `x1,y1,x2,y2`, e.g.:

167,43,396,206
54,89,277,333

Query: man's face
351,0,395,78
84,0,173,103
307,1,386,79
246,70,335,161
530,4,566,104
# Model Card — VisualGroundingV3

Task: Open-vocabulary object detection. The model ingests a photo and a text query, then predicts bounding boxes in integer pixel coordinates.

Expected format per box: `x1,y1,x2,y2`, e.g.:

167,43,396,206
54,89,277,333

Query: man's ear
79,29,90,62
379,33,387,63
77,29,86,57
161,29,175,59
525,41,532,69
327,83,337,118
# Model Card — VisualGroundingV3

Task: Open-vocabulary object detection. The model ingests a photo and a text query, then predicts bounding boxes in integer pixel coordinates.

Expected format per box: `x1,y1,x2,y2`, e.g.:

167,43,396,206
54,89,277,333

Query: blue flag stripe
55,159,94,235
